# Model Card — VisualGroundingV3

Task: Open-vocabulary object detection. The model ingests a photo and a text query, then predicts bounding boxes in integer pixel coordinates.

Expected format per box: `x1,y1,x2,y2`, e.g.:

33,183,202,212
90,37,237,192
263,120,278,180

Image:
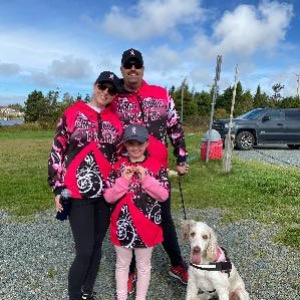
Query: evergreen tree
23,90,45,123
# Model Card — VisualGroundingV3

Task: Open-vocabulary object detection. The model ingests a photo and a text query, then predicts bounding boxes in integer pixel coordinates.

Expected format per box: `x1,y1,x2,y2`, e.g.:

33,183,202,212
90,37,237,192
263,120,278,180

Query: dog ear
206,227,218,262
181,220,191,240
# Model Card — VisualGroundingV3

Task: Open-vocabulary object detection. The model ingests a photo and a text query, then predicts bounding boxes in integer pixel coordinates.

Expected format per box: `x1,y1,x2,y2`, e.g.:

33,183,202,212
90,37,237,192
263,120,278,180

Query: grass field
0,125,299,248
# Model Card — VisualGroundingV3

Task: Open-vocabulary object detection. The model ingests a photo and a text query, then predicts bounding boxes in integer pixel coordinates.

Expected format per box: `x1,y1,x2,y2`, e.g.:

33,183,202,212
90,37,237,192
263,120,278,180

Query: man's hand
176,163,189,176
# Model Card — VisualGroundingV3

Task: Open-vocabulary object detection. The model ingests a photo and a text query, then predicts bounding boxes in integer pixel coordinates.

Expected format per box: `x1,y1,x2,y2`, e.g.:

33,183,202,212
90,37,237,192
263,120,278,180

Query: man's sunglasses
123,60,143,70
97,83,117,96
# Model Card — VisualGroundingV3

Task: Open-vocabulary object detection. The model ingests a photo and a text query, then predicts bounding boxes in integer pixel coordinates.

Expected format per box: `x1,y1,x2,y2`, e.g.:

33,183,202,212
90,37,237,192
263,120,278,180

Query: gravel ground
1,208,299,300
234,145,300,168
1,147,299,300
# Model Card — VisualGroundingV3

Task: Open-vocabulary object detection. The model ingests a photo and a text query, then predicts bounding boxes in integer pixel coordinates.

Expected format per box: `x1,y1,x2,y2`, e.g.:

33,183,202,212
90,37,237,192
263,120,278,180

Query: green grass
0,127,54,217
0,126,299,248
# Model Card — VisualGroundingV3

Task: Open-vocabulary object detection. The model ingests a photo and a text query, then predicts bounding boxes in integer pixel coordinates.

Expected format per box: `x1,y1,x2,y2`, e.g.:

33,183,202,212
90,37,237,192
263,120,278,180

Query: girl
104,124,170,300
48,71,123,300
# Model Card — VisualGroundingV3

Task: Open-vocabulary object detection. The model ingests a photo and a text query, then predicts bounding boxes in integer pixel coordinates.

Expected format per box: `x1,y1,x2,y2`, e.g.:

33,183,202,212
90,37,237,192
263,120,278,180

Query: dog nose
193,246,201,253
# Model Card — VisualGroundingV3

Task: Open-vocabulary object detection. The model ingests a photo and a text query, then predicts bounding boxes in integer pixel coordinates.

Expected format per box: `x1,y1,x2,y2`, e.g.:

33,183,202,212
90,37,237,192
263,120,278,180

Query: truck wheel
287,144,300,149
236,131,254,150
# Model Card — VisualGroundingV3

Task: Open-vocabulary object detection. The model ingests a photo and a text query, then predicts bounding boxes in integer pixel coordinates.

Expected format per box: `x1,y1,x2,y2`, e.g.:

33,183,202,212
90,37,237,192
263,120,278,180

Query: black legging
68,198,111,300
129,195,183,273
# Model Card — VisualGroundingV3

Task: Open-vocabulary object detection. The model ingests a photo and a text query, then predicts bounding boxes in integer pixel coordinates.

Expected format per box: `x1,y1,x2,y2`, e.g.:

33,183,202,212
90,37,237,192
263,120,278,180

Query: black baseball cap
95,71,120,91
121,48,144,66
122,124,148,143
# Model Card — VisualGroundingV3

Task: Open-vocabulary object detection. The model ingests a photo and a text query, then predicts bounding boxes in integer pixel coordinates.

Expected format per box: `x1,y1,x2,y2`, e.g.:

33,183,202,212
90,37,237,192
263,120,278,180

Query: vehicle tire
235,131,254,150
287,144,300,149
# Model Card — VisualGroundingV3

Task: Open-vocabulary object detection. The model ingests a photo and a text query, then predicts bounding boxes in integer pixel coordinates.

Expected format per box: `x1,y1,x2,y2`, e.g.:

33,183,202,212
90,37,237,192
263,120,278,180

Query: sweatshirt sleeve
48,115,69,195
104,177,130,204
142,174,169,202
166,92,188,164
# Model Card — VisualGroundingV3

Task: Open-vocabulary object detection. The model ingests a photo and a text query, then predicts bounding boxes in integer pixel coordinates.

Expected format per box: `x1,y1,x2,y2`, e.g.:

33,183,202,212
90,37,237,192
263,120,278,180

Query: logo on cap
132,127,137,134
130,49,135,56
109,73,114,79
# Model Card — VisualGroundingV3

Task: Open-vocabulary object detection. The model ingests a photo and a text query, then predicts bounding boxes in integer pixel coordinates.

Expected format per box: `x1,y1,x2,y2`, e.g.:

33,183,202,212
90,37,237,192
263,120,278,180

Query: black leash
177,175,187,220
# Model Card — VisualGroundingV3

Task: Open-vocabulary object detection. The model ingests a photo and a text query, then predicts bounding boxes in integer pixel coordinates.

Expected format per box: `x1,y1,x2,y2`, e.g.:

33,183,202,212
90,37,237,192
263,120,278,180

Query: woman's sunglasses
97,83,117,96
123,60,143,70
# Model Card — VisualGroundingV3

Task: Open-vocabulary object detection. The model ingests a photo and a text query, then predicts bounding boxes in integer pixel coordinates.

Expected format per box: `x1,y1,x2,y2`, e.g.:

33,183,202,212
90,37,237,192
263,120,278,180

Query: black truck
212,108,300,150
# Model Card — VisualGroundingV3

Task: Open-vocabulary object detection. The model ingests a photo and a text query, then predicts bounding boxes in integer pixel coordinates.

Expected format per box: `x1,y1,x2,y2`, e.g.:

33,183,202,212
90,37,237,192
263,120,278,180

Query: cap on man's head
95,71,120,90
122,124,148,143
121,48,144,66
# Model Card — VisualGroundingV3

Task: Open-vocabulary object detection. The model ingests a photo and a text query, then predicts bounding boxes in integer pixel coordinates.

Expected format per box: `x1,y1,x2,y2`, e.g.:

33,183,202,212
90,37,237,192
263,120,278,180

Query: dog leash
178,175,187,220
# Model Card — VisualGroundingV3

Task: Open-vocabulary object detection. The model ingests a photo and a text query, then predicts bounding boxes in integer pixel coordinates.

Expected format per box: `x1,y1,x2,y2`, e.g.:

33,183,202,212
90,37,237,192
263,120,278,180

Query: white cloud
49,56,93,80
101,0,203,40
212,1,293,56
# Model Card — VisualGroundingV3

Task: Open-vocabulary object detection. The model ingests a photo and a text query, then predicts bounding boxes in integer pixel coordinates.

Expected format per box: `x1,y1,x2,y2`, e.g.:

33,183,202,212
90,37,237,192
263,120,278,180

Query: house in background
0,106,24,120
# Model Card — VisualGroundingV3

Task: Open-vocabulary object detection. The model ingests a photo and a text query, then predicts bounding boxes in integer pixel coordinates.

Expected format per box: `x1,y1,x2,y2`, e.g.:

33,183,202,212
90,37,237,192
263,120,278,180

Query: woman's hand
55,195,63,212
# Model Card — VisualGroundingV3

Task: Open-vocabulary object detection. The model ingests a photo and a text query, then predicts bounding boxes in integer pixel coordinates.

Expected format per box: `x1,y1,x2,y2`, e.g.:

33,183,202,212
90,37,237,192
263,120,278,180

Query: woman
48,71,123,300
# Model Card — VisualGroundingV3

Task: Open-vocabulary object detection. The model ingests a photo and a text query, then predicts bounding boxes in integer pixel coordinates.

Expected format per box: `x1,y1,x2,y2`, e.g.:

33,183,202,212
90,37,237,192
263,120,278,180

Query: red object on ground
201,140,223,161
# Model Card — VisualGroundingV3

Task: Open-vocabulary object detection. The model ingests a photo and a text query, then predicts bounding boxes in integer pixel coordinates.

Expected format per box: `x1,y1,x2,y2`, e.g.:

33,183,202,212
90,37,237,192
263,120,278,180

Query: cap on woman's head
121,48,144,66
122,124,148,143
95,71,120,90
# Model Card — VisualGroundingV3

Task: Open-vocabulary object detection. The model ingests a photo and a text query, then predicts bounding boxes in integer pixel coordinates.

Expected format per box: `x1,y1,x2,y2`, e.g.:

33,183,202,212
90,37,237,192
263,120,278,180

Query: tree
272,83,285,101
8,103,23,111
195,91,211,116
84,93,91,103
23,90,45,123
242,90,253,112
253,85,269,108
233,82,244,116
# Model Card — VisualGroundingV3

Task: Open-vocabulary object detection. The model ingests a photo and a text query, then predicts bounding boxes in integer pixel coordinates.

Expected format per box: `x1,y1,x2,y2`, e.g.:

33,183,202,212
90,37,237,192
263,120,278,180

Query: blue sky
0,0,299,106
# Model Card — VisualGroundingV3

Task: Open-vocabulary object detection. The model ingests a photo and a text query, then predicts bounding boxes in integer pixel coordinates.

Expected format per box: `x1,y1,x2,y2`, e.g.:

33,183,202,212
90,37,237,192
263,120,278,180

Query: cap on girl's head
95,71,120,90
122,124,148,143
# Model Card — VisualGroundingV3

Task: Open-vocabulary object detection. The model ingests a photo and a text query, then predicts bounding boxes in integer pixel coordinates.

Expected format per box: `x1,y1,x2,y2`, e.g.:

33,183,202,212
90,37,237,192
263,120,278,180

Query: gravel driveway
1,147,299,300
1,208,299,300
234,144,300,168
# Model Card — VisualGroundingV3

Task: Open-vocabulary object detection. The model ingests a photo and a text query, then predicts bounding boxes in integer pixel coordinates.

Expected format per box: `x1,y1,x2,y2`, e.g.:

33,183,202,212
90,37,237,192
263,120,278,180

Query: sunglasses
123,60,143,70
97,83,117,96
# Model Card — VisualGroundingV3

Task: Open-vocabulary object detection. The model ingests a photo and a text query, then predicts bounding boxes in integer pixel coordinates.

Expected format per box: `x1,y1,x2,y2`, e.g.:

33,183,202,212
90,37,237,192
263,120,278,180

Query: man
111,48,189,293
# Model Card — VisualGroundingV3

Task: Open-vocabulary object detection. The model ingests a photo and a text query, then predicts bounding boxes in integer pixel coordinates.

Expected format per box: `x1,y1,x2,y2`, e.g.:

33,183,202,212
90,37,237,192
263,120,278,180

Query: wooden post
206,55,222,162
223,64,239,173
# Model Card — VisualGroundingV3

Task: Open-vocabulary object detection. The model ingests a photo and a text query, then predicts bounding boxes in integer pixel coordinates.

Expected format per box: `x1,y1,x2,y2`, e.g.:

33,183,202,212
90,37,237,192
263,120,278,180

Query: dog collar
190,260,232,271
190,247,232,276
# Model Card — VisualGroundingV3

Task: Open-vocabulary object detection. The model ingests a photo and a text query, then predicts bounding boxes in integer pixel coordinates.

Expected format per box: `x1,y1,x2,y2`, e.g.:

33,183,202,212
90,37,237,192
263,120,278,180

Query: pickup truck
212,108,300,150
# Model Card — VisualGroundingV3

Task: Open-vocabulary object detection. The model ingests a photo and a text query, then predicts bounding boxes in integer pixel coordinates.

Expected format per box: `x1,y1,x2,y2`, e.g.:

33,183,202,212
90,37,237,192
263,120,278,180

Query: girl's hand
135,166,146,180
122,166,135,180
55,195,63,212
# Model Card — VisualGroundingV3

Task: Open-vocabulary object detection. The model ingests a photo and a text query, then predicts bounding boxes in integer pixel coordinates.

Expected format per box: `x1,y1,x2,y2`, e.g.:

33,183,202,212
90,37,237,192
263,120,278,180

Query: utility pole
296,74,300,99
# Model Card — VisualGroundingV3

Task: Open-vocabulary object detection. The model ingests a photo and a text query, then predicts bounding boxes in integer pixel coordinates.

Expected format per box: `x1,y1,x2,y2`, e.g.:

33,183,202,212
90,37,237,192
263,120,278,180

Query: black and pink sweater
48,100,123,199
111,80,187,168
104,156,170,248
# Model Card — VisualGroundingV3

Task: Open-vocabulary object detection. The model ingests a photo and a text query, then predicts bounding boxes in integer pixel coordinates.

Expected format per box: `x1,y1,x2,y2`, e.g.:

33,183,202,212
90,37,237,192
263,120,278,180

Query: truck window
285,110,300,120
270,110,282,120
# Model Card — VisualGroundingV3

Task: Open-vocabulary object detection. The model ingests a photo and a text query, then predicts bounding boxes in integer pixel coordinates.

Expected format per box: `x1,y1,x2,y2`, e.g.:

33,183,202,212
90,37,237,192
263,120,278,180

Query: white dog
182,220,249,300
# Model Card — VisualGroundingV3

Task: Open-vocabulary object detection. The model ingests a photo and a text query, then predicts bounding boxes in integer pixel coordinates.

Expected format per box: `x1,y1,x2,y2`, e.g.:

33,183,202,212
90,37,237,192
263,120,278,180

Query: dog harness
190,247,232,276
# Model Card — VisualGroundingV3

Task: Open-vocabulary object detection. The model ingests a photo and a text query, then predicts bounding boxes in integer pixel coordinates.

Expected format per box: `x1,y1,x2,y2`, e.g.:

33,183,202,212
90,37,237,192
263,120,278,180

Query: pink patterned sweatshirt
104,156,169,248
48,100,123,199
112,80,187,168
